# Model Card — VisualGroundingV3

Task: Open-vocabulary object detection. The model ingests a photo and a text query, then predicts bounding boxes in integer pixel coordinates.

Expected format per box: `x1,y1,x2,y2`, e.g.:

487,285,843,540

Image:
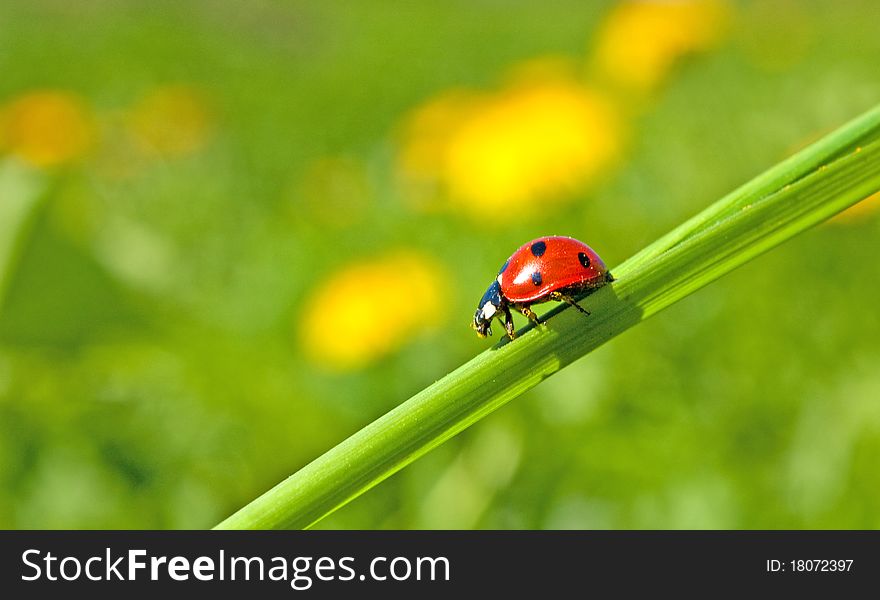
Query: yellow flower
127,85,213,157
0,91,94,167
591,0,730,93
446,79,621,216
398,90,482,185
397,62,623,222
299,252,446,370
829,191,880,225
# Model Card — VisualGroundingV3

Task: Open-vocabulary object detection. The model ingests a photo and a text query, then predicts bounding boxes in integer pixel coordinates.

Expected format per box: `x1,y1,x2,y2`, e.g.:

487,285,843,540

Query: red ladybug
472,236,613,339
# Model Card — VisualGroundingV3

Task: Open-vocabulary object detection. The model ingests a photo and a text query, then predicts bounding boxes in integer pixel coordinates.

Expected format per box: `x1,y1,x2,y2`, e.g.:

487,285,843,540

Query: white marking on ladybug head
480,301,497,320
496,273,503,284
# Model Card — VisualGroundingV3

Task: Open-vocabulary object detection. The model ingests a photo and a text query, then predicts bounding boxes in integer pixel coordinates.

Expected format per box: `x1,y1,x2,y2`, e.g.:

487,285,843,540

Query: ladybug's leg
502,305,516,340
520,305,543,325
549,291,591,316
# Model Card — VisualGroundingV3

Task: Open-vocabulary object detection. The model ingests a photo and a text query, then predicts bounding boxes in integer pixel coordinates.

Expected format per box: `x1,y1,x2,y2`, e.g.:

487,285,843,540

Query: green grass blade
0,163,46,313
215,106,880,530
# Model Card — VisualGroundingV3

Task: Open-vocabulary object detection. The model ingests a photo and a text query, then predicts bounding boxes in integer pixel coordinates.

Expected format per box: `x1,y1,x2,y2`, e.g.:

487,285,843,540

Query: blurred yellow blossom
590,0,730,93
0,91,94,167
829,191,880,225
300,252,447,370
445,78,621,214
397,90,481,204
127,85,213,157
398,63,623,221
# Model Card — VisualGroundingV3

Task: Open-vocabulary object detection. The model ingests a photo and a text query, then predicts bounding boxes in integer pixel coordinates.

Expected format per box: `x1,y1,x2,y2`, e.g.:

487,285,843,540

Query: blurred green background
1,0,879,529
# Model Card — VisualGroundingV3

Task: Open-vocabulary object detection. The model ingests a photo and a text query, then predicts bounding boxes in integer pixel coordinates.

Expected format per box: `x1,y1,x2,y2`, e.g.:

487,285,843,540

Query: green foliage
2,1,880,530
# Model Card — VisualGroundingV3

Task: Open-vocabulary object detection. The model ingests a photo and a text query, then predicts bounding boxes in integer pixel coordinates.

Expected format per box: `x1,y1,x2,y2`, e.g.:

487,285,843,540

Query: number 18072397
767,559,854,573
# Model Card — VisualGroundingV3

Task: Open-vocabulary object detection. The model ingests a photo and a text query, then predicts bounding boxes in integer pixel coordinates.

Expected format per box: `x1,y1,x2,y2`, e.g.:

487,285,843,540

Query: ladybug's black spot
531,271,543,286
578,252,591,268
530,241,547,257
498,259,510,275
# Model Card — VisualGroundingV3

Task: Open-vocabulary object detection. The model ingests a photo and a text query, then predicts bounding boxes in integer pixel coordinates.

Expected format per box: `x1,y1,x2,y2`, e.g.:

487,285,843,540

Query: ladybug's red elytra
472,236,614,339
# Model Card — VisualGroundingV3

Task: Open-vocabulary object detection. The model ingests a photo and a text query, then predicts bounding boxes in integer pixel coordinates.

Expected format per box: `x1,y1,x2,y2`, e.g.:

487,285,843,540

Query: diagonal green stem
215,104,880,530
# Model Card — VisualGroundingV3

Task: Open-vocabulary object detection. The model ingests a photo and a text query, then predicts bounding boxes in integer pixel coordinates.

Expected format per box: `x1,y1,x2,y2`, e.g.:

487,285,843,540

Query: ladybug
472,236,614,339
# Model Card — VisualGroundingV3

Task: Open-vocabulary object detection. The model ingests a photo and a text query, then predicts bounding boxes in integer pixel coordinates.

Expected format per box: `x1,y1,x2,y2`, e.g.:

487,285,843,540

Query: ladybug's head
472,280,503,337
